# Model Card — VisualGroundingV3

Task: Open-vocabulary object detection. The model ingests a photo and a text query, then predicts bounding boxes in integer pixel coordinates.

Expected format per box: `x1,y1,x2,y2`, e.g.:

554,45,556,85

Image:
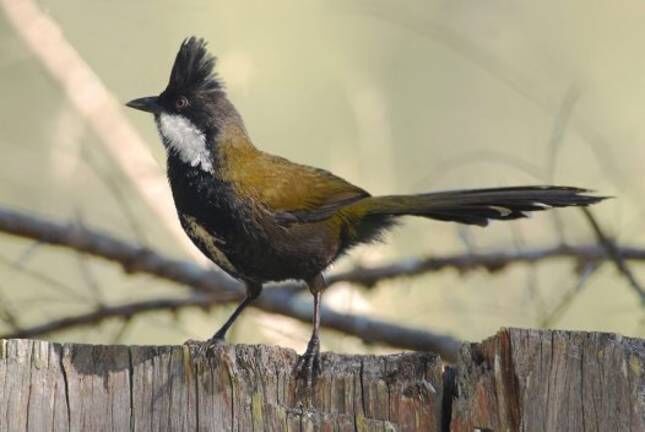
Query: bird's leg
190,281,262,357
296,273,325,390
212,281,262,340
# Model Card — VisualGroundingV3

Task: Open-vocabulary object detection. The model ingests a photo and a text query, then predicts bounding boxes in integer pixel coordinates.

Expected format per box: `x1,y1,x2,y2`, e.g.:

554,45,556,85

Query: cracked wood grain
0,328,642,431
450,328,644,432
0,340,444,431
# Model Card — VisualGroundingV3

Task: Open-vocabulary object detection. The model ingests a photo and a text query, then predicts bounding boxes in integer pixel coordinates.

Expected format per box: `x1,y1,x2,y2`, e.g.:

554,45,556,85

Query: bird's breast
166,155,341,282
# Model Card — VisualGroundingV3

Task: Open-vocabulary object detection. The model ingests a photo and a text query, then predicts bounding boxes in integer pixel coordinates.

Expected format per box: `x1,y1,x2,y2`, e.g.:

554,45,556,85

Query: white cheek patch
156,113,214,173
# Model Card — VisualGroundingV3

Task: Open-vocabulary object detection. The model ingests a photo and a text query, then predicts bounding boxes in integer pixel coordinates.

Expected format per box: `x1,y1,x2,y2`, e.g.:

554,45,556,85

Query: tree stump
0,328,642,431
450,328,644,432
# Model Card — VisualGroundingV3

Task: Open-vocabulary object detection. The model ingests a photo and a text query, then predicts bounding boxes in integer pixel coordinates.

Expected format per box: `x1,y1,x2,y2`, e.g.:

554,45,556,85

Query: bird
126,36,606,384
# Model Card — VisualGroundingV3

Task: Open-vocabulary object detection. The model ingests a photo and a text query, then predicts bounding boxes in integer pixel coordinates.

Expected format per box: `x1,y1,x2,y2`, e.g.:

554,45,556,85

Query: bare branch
546,86,580,243
0,252,91,303
546,86,580,181
257,289,462,358
2,295,214,340
1,290,461,361
0,287,19,330
327,243,645,287
352,0,645,212
581,208,645,304
0,206,461,360
111,317,133,344
3,205,645,291
79,146,148,244
4,203,645,359
72,212,106,306
539,261,600,328
0,206,243,297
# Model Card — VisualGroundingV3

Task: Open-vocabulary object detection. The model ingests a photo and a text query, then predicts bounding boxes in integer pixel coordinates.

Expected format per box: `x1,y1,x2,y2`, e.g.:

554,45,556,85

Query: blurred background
0,0,642,355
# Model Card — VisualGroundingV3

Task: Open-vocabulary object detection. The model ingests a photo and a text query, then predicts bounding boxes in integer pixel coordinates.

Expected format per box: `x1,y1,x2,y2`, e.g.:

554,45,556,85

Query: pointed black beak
126,96,162,114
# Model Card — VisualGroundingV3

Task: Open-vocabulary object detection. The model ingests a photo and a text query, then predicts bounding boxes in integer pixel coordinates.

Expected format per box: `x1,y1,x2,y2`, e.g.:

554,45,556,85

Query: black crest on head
168,37,221,94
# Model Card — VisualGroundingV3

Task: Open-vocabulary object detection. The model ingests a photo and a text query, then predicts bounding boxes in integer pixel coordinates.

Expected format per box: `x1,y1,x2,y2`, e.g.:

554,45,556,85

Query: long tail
356,186,607,227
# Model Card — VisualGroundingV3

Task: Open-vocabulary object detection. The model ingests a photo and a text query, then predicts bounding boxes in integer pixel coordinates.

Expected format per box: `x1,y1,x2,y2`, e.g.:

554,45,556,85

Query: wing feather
229,152,369,223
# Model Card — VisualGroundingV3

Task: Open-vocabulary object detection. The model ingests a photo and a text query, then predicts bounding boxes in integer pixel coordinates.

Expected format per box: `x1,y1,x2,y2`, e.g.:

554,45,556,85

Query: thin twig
0,253,91,303
73,212,106,305
352,0,644,213
0,284,19,330
1,295,214,340
539,261,600,328
111,317,133,344
581,207,645,305
547,86,580,243
80,146,148,245
546,86,580,181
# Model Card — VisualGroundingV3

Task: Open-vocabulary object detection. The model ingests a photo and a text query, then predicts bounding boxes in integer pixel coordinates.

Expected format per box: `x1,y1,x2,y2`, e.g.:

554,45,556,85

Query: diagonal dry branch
0,206,242,295
0,0,204,262
581,207,645,304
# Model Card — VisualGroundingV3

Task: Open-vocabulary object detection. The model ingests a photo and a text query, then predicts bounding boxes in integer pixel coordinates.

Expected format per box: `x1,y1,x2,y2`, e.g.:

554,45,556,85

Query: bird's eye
175,96,189,110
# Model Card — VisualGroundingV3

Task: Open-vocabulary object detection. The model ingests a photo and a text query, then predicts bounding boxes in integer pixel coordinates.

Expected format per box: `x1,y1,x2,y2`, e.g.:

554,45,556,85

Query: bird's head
127,37,234,171
127,36,222,124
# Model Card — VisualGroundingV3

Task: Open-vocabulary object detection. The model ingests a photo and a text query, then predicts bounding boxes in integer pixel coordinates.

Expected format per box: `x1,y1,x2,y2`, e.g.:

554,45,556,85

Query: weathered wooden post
0,328,642,431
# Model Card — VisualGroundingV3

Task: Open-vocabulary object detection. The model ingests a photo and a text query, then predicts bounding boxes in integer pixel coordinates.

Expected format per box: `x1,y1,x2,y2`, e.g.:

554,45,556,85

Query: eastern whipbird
126,37,606,386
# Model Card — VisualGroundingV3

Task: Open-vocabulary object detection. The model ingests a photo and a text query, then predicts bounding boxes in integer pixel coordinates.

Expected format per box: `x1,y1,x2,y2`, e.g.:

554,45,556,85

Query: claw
294,335,321,398
183,336,225,362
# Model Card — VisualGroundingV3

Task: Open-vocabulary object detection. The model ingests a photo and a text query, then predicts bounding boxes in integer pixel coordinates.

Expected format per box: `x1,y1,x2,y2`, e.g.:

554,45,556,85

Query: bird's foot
183,335,226,362
294,335,321,400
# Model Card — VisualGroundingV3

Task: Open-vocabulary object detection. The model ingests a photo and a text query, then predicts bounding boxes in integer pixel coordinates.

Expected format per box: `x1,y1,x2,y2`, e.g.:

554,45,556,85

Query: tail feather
359,186,608,227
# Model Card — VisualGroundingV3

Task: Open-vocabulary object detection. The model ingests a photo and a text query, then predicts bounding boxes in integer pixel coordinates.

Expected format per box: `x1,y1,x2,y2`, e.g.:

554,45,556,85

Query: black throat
166,151,235,222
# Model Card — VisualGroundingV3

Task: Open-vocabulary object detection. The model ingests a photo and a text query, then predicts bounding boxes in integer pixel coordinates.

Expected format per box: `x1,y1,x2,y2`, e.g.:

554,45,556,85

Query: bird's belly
178,213,323,282
228,220,338,282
